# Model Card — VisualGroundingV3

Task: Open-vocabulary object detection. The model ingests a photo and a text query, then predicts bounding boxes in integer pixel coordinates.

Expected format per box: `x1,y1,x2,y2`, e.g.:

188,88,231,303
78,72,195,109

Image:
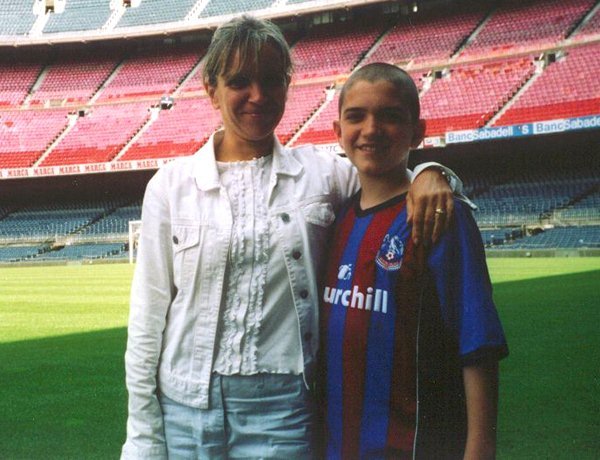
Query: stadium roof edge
0,0,395,48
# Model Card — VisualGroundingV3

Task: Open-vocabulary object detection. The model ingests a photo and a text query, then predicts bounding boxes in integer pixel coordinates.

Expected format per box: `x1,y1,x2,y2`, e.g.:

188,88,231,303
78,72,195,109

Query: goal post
128,220,142,264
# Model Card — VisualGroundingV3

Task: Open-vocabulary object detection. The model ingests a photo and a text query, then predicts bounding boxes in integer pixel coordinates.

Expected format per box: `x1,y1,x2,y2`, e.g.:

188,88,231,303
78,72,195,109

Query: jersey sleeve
426,200,508,366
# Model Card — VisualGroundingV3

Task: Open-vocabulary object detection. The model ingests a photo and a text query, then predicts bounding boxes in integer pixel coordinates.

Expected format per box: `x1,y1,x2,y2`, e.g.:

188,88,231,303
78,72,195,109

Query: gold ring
435,208,445,215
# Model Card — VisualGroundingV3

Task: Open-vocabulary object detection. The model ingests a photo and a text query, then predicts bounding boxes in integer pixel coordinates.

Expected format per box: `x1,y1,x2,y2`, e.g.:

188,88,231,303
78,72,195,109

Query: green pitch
0,259,598,459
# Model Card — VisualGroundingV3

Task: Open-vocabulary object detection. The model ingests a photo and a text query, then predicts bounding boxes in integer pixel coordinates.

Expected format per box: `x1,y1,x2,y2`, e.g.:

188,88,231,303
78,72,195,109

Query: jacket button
299,289,308,299
292,250,302,260
172,236,179,244
281,213,290,223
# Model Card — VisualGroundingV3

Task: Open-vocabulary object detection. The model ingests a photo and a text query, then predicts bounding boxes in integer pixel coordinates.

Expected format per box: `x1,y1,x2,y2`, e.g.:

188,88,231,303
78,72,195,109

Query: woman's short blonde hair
202,15,292,87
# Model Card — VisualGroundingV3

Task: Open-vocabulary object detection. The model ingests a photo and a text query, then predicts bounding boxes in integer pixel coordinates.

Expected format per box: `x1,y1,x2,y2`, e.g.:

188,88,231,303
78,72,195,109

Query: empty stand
0,208,96,239
292,91,339,146
553,190,600,224
0,109,70,168
472,175,597,227
0,0,37,35
0,62,43,107
0,245,48,262
95,48,201,102
494,44,600,126
36,242,126,260
291,22,385,79
177,69,205,95
460,0,595,58
365,10,486,65
490,226,600,249
576,4,600,36
40,102,151,166
117,0,198,28
421,59,535,135
29,54,118,106
0,198,135,243
44,0,112,34
276,83,327,144
79,202,141,236
121,97,221,161
199,0,274,18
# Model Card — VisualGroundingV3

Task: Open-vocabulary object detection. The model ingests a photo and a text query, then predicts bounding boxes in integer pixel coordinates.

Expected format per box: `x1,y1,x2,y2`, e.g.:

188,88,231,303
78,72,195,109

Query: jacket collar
192,132,304,191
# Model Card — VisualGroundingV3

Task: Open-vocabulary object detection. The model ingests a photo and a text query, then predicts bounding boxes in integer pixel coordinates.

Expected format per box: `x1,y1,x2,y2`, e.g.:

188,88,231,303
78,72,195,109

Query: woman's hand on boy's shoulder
407,168,454,247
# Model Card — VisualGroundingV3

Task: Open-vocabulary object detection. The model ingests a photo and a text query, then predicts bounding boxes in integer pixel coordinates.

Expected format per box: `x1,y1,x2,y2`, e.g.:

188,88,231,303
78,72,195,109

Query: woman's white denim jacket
121,134,464,459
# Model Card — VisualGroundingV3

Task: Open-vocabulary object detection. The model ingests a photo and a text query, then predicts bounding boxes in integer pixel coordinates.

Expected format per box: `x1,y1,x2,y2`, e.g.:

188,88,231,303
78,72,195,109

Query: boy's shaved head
339,63,420,122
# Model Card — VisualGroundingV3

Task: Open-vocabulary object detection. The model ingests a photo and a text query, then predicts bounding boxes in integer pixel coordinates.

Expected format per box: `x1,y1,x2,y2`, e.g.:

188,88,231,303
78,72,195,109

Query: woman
122,15,460,459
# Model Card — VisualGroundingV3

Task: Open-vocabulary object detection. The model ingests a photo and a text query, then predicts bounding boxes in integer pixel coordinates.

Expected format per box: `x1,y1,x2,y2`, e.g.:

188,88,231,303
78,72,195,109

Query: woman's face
206,42,289,152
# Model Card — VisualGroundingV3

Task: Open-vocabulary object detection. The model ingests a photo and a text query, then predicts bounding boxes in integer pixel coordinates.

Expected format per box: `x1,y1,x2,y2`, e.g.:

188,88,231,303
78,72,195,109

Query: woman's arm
122,171,174,460
462,363,500,460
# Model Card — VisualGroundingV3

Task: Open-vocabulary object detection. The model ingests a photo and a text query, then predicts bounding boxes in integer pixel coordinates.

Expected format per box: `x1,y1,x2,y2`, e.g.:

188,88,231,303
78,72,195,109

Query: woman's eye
228,76,250,88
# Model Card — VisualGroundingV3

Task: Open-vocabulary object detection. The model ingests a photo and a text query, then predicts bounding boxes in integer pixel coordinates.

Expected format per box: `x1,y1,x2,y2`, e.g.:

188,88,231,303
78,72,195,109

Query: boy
321,63,508,459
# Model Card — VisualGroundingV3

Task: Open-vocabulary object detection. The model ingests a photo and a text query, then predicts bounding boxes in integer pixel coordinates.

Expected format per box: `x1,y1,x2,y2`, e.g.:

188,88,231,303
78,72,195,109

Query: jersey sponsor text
322,285,389,313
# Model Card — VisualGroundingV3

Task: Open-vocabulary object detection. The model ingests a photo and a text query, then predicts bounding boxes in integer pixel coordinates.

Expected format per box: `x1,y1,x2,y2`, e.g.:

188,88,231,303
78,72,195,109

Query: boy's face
333,79,425,181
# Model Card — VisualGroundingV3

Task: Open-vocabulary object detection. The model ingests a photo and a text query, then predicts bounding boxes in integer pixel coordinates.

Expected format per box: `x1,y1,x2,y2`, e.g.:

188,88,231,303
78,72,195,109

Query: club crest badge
376,234,404,271
337,264,352,280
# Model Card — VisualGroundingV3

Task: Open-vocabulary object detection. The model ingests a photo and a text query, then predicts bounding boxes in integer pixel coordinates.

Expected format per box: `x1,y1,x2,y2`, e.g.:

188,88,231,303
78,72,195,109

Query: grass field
1,259,599,459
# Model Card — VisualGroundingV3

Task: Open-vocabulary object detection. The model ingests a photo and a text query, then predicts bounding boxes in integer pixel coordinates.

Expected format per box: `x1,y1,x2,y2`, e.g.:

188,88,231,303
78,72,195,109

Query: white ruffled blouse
213,154,303,376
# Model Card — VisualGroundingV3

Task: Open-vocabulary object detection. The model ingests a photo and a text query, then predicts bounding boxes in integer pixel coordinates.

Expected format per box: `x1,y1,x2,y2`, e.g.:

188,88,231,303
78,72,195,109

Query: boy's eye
381,111,405,123
378,108,412,124
343,111,364,122
262,75,285,88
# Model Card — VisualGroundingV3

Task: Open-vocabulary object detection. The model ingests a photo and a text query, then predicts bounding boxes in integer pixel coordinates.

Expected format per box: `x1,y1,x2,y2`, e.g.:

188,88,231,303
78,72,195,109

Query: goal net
128,220,142,264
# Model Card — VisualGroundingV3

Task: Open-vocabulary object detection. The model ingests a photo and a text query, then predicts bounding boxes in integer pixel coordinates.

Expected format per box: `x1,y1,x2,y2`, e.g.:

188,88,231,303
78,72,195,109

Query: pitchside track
1,259,598,459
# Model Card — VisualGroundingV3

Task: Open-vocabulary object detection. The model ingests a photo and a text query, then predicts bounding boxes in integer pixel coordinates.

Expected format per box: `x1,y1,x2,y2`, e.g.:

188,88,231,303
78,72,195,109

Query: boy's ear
411,119,426,148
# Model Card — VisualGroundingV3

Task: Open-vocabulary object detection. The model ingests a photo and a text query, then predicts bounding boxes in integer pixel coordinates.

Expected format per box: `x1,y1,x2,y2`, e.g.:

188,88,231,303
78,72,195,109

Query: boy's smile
333,79,425,183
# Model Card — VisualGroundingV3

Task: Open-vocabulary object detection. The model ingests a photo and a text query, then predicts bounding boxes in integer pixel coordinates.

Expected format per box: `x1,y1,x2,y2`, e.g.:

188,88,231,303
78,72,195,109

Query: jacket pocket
301,201,335,227
171,223,202,290
298,202,335,274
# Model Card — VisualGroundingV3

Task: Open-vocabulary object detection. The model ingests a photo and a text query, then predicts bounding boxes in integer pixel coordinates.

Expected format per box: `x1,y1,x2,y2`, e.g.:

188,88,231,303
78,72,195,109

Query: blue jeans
159,373,315,459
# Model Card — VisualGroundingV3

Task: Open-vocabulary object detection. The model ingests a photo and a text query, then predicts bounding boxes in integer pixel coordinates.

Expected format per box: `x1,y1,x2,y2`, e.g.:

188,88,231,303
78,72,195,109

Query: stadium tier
28,53,119,106
0,196,138,240
291,21,386,79
0,61,43,107
577,3,600,36
116,0,198,28
275,83,328,144
292,91,340,146
0,244,47,262
34,242,126,260
199,0,274,19
493,43,600,127
0,0,36,35
553,190,600,224
0,109,70,168
481,226,600,250
421,58,535,135
43,0,112,34
364,9,486,65
0,0,599,260
40,102,151,166
94,47,202,102
1,0,597,170
458,0,596,59
120,97,222,160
